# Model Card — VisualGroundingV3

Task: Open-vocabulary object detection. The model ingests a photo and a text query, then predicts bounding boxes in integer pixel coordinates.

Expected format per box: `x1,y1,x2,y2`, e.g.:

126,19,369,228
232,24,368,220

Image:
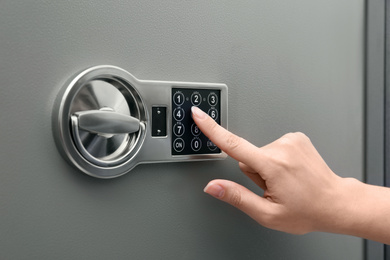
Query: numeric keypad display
172,88,221,155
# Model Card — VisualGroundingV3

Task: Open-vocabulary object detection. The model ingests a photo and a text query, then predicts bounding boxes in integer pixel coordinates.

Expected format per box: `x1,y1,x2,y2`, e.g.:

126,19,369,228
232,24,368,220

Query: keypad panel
172,88,221,155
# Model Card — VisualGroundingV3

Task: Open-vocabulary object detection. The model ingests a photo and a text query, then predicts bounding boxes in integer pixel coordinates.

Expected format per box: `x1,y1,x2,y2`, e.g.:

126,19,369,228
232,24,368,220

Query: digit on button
173,92,185,106
208,108,218,120
208,93,218,106
191,137,202,152
191,123,201,136
173,108,185,121
191,92,202,106
173,122,185,137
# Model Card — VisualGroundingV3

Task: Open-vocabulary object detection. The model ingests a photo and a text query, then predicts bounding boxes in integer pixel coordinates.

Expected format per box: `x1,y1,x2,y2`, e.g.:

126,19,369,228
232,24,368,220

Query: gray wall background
0,1,365,259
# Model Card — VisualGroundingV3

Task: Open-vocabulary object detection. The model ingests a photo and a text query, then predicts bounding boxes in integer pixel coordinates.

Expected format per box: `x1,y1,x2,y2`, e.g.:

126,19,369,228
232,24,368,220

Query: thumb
203,179,273,224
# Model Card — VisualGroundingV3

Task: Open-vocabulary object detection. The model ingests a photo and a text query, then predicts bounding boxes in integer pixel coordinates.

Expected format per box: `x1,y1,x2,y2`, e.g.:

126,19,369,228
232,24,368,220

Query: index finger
191,106,263,168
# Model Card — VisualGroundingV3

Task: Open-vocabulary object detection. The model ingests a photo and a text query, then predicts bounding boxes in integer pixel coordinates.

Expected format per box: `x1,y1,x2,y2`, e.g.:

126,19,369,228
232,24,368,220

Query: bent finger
204,179,274,226
239,162,267,190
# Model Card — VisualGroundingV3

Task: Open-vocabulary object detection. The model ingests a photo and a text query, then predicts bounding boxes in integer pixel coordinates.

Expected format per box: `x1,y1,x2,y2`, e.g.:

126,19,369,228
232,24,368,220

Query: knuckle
294,132,310,142
274,133,307,169
280,132,309,146
225,134,242,151
229,189,243,207
278,133,295,148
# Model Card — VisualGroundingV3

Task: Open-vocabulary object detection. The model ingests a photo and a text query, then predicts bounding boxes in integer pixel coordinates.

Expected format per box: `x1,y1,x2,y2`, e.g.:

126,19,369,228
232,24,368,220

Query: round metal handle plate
53,66,147,178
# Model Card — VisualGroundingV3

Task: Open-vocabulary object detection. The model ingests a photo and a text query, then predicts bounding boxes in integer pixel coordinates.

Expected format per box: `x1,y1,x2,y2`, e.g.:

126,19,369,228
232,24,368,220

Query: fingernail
204,183,224,198
191,106,207,119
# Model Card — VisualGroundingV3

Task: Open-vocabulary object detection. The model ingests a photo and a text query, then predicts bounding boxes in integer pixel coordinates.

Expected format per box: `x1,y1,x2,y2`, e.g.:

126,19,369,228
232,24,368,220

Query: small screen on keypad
172,88,221,155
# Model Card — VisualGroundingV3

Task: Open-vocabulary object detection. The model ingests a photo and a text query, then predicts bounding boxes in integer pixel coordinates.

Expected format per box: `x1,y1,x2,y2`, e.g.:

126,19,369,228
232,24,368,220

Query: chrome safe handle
53,65,227,178
73,110,140,134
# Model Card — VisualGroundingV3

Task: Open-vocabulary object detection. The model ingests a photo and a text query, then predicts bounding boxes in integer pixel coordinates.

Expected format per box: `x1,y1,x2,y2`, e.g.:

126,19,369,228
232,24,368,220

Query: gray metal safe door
0,1,364,259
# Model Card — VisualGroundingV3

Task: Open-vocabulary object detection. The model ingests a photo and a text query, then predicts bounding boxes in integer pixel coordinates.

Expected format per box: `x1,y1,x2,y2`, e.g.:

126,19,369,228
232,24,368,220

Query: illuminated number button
207,139,218,151
208,93,218,106
173,92,185,106
173,108,185,121
191,123,201,136
208,108,218,120
173,122,185,137
191,92,202,106
191,137,202,152
173,138,185,153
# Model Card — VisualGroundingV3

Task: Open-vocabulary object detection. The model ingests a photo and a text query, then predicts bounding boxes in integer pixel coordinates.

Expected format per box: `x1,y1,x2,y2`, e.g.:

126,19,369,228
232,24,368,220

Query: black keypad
172,88,221,155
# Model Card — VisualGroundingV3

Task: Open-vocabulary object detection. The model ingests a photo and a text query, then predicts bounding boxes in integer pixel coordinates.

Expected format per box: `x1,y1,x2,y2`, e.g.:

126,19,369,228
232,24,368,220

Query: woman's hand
192,106,390,243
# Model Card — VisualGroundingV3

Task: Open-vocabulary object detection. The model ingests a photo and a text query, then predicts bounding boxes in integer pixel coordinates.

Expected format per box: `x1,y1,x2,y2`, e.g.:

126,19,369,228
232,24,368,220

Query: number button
173,138,185,152
173,108,185,121
191,92,202,106
191,137,202,152
173,122,185,137
208,108,218,120
191,123,201,136
208,93,218,106
173,92,185,106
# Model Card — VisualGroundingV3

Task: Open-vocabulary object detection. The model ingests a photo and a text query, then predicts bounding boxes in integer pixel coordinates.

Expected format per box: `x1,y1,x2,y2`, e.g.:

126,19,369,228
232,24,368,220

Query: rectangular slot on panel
152,106,167,137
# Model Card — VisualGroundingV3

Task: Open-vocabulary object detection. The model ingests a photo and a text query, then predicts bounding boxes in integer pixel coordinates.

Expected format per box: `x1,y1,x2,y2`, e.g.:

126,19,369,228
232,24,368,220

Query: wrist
316,176,390,243
332,178,390,243
315,177,364,235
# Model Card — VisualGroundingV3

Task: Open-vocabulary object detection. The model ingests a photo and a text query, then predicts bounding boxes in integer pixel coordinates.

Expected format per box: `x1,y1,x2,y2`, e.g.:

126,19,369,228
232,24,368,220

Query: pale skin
191,106,390,244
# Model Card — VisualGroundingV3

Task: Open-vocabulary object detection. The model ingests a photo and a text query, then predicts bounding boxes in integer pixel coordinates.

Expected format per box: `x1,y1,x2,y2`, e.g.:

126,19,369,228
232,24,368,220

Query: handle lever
73,110,140,134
